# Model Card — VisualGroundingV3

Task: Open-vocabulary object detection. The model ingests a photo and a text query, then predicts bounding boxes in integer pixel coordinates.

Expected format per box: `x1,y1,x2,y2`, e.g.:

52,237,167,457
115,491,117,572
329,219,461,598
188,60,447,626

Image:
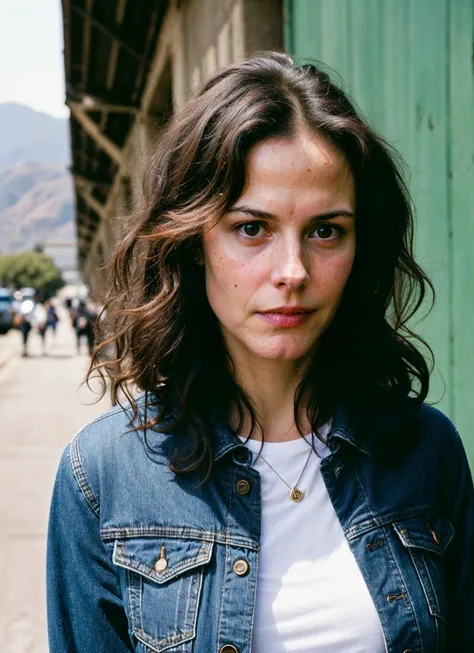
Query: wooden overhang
62,0,168,268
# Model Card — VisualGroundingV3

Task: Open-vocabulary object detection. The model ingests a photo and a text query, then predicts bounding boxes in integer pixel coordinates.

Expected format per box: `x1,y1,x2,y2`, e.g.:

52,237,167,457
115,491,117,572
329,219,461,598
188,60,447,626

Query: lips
261,306,313,315
257,306,315,328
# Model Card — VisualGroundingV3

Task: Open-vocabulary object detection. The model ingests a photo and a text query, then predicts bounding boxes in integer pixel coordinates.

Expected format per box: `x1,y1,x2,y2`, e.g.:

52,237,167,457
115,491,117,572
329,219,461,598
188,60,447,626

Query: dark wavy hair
88,51,434,479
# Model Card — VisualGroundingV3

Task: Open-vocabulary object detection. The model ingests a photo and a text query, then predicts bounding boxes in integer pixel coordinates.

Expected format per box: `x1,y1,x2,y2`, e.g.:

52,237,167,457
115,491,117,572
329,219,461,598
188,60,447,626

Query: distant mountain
0,103,70,168
0,104,75,257
0,162,74,252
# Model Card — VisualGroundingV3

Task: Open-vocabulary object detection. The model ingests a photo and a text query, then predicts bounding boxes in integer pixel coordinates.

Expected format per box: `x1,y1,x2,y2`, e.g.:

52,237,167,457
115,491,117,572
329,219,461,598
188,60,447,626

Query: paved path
0,313,110,653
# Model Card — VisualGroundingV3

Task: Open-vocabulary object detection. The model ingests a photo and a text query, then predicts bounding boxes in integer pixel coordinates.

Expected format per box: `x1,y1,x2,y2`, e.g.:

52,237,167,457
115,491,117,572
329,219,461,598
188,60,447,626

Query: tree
0,251,64,298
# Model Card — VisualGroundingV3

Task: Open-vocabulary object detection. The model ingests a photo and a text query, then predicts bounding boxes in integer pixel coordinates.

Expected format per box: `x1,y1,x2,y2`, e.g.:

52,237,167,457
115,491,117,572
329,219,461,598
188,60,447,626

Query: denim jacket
47,395,474,652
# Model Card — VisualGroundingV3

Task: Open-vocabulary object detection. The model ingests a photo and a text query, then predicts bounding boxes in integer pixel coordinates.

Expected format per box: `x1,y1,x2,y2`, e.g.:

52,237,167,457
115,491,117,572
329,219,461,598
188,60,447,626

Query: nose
270,241,310,290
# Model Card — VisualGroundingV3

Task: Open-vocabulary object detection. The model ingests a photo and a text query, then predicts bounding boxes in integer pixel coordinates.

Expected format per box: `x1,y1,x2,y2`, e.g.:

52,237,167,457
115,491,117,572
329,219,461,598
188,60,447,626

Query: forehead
240,130,354,213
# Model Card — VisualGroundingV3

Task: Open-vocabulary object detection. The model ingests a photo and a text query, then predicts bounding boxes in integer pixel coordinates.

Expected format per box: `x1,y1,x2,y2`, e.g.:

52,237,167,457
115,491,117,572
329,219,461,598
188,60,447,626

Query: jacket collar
212,400,418,462
212,402,386,462
141,392,415,462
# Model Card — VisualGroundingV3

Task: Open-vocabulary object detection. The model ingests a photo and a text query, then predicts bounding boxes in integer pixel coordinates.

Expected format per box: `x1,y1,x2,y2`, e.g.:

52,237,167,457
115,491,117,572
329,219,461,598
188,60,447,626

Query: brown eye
312,223,346,241
316,224,334,239
241,223,262,237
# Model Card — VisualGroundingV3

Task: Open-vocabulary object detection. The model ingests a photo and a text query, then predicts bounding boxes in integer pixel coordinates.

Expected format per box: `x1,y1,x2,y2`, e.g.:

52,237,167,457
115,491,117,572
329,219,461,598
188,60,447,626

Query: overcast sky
0,0,68,117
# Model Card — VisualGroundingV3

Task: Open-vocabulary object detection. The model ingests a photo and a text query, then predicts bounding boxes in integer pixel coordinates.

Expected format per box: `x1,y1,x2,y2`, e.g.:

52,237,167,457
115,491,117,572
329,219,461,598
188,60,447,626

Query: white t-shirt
239,427,387,653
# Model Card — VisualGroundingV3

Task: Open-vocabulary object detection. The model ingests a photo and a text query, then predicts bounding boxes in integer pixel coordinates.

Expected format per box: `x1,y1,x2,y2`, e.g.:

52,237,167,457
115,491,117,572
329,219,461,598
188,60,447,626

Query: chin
248,337,316,361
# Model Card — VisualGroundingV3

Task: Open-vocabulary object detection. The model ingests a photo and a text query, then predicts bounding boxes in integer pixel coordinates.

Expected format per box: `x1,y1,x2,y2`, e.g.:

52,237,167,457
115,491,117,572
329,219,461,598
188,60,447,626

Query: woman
47,52,474,652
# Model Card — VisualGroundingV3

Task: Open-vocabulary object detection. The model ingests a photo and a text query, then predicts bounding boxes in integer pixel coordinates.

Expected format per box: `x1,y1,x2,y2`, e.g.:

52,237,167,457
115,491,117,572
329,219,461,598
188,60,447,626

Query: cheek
317,251,355,301
203,244,251,318
203,236,267,299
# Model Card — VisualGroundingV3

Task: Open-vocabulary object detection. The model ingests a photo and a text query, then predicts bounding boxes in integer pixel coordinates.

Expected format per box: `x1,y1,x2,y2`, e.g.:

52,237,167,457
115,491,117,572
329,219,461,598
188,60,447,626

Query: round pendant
289,487,304,502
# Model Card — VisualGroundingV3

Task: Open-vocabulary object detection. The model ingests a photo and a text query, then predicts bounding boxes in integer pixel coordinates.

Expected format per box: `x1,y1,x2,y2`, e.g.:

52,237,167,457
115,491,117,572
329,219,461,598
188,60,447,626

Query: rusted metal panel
285,0,474,464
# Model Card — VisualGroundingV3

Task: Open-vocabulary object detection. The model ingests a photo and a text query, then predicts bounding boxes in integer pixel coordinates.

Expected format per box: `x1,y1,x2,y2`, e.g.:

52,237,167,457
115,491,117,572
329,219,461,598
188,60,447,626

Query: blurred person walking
32,300,48,355
75,300,96,355
44,298,59,337
14,297,35,357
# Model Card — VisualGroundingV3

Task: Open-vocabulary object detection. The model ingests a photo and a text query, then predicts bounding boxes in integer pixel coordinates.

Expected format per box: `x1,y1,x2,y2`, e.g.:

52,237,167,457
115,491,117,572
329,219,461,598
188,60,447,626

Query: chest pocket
393,516,454,624
113,537,214,652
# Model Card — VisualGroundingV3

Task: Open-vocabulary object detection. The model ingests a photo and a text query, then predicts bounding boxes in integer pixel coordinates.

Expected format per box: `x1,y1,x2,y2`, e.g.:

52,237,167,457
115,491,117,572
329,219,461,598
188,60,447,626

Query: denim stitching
217,465,234,647
113,542,213,584
409,548,446,626
70,432,100,516
191,563,205,647
101,526,259,551
134,626,194,653
345,507,437,541
119,533,198,653
174,575,184,633
114,550,212,581
183,569,193,633
125,565,139,634
383,523,423,651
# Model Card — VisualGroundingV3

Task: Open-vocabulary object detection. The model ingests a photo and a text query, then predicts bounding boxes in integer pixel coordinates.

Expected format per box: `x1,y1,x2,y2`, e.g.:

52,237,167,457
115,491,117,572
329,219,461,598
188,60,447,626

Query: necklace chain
252,444,314,502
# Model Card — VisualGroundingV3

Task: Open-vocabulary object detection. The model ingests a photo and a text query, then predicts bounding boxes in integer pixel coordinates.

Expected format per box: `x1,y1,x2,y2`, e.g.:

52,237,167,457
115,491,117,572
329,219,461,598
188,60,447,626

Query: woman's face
202,129,356,364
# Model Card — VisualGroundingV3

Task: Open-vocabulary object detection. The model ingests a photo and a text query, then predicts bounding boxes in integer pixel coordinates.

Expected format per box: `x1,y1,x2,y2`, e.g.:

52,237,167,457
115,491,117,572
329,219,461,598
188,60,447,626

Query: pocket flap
393,516,454,555
113,537,214,584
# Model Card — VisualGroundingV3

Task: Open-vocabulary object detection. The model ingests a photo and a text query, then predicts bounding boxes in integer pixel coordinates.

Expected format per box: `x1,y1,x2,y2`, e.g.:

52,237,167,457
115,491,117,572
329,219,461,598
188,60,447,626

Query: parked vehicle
0,288,14,333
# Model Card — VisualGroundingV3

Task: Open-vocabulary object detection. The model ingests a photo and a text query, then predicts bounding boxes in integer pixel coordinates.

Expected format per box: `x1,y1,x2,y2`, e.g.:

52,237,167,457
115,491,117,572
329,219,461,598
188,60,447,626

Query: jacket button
233,559,249,576
236,479,251,495
220,646,239,653
234,448,250,463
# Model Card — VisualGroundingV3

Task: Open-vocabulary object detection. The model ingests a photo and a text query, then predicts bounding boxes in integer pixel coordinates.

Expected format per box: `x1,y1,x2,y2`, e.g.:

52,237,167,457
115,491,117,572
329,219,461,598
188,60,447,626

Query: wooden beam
66,84,139,109
78,232,94,245
78,221,96,234
77,219,96,235
106,0,128,91
73,171,112,188
78,99,138,114
142,5,175,114
77,216,97,232
77,186,106,220
71,5,144,61
68,101,123,165
82,0,94,91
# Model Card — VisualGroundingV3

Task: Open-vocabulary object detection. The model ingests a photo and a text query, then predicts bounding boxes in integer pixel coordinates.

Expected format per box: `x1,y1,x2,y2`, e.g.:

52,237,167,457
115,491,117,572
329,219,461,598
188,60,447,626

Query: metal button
233,559,249,576
220,646,239,653
154,545,168,574
236,479,251,495
234,448,250,463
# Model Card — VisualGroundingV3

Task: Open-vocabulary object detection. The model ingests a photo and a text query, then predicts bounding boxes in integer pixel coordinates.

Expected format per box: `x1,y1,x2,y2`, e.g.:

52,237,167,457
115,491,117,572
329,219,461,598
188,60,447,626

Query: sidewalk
0,313,110,653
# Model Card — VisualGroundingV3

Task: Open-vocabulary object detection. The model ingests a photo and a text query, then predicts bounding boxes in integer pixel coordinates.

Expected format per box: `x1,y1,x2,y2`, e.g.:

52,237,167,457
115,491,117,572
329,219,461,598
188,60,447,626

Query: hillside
0,163,74,252
0,103,69,168
0,104,74,255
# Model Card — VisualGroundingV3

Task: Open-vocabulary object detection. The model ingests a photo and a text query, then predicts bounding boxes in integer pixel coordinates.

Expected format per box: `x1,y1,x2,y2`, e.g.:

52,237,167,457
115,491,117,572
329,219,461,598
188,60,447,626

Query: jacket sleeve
445,429,474,648
47,444,134,652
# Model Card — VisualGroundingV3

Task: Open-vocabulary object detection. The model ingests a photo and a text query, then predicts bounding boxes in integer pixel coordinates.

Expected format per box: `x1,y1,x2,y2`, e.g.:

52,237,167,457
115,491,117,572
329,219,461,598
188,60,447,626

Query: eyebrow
229,205,355,221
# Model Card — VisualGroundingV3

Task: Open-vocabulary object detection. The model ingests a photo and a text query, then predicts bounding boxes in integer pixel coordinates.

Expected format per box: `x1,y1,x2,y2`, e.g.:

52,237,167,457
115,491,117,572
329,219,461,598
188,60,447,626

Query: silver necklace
253,445,314,502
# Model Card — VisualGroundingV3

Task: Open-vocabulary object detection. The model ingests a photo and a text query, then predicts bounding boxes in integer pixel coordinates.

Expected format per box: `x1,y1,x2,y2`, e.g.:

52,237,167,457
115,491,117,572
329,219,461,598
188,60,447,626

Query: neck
228,350,311,443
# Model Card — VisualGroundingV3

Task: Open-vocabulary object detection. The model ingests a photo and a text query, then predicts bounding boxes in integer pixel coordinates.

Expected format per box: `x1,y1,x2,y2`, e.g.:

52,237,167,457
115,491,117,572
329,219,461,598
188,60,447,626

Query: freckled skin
202,130,356,367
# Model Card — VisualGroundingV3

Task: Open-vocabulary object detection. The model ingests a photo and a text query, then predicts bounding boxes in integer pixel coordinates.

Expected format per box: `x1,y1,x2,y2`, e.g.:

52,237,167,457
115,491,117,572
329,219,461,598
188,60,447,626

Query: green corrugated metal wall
284,0,474,467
